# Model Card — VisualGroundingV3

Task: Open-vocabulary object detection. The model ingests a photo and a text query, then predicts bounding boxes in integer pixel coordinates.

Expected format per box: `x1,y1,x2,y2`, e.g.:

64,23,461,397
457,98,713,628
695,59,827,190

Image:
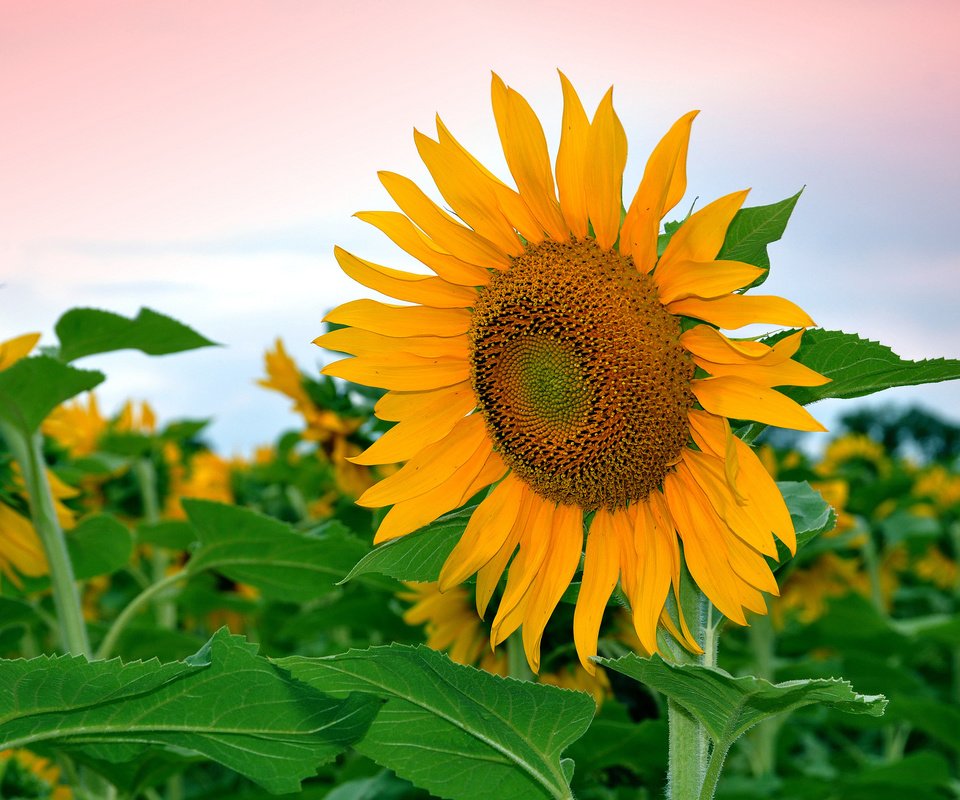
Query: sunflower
318,73,828,673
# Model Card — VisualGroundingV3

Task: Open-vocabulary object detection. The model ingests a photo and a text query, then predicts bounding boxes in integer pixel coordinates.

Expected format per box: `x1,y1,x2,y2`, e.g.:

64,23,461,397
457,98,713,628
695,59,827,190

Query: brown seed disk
469,238,694,510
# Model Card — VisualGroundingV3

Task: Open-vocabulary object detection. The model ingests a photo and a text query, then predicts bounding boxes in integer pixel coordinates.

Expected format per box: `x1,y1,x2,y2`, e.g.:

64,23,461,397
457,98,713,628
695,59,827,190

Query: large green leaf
716,190,802,278
342,506,474,584
66,514,133,579
280,644,596,800
0,356,104,434
56,307,217,362
183,499,370,601
598,653,885,749
0,629,379,794
767,329,960,405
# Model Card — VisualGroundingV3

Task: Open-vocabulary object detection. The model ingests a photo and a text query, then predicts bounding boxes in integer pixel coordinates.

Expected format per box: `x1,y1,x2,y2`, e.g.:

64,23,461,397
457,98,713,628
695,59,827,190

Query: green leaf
598,653,885,749
716,190,802,278
342,506,473,584
0,356,104,433
184,500,369,601
66,514,133,579
566,704,666,783
0,598,43,634
897,698,960,752
280,644,596,800
55,307,218,362
0,629,379,794
768,329,960,405
775,480,836,565
136,519,198,550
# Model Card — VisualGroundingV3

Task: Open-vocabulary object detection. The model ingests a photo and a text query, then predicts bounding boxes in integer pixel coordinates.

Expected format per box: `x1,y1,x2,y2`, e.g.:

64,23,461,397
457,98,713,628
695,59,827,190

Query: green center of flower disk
469,239,695,510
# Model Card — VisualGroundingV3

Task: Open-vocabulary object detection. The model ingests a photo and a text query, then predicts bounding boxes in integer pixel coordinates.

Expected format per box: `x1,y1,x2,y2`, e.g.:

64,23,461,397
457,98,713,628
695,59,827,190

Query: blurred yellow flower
42,393,107,458
164,446,234,520
816,434,888,477
0,749,71,800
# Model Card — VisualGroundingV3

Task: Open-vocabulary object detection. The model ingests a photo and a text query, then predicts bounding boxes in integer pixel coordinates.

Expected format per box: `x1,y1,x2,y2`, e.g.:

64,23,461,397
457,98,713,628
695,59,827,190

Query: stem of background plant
1,423,91,657
96,570,186,660
951,522,960,706
667,593,719,800
859,526,886,614
134,458,177,629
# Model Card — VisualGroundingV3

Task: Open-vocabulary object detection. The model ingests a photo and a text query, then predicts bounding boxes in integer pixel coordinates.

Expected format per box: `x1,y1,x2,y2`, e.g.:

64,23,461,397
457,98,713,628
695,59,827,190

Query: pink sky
2,1,958,450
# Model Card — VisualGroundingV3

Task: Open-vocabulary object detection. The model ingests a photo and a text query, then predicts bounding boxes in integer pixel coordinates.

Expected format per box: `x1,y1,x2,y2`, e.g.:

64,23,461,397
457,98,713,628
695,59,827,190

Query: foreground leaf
280,644,595,800
56,307,217,362
0,629,379,794
183,500,370,601
0,356,104,434
768,329,960,405
342,506,473,584
598,653,885,749
717,191,802,279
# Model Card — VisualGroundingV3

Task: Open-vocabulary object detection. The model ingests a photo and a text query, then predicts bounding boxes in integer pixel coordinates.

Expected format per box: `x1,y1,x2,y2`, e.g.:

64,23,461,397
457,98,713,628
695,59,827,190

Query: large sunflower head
318,73,828,673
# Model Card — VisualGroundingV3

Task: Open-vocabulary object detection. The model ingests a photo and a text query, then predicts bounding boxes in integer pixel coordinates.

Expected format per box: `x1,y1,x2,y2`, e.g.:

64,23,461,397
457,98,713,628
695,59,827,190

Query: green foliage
281,644,596,800
716,190,802,277
768,329,960,405
0,356,104,434
598,653,885,749
0,629,379,795
55,307,218,362
183,499,370,601
66,514,133,579
342,506,473,584
777,480,836,561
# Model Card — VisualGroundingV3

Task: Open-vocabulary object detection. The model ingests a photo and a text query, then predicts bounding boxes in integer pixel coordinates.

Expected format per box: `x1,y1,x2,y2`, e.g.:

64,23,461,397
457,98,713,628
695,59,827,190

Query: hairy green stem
1,423,90,656
507,631,534,681
746,613,780,776
668,593,719,800
96,570,186,660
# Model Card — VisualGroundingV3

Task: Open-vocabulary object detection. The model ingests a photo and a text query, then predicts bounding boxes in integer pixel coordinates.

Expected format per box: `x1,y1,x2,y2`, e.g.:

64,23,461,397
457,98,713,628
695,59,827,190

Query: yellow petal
350,388,476,465
632,500,673,655
436,117,544,244
355,210,490,286
323,299,471,337
679,453,777,557
691,375,827,432
694,355,830,388
621,111,698,267
554,71,591,238
491,495,554,644
666,294,815,329
573,508,621,672
315,328,470,361
521,503,583,673
687,409,742,501
660,189,749,266
323,354,469,391
490,74,568,241
374,382,473,422
459,448,508,504
733,436,797,553
655,259,765,304
439,474,525,589
333,246,477,308
0,332,41,370
414,129,523,256
476,487,532,618
372,435,493,543
663,471,748,624
584,87,628,251
358,415,488,507
379,171,511,268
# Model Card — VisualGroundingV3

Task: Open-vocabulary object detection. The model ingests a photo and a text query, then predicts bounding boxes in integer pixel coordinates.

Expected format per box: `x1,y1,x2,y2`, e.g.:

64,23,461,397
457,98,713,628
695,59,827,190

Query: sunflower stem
507,631,534,681
134,458,177,629
667,592,718,800
1,423,90,657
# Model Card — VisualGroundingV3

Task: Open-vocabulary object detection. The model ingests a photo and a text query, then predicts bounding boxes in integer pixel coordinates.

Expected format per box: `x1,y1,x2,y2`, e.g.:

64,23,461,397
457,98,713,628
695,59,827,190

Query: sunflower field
3,76,960,800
